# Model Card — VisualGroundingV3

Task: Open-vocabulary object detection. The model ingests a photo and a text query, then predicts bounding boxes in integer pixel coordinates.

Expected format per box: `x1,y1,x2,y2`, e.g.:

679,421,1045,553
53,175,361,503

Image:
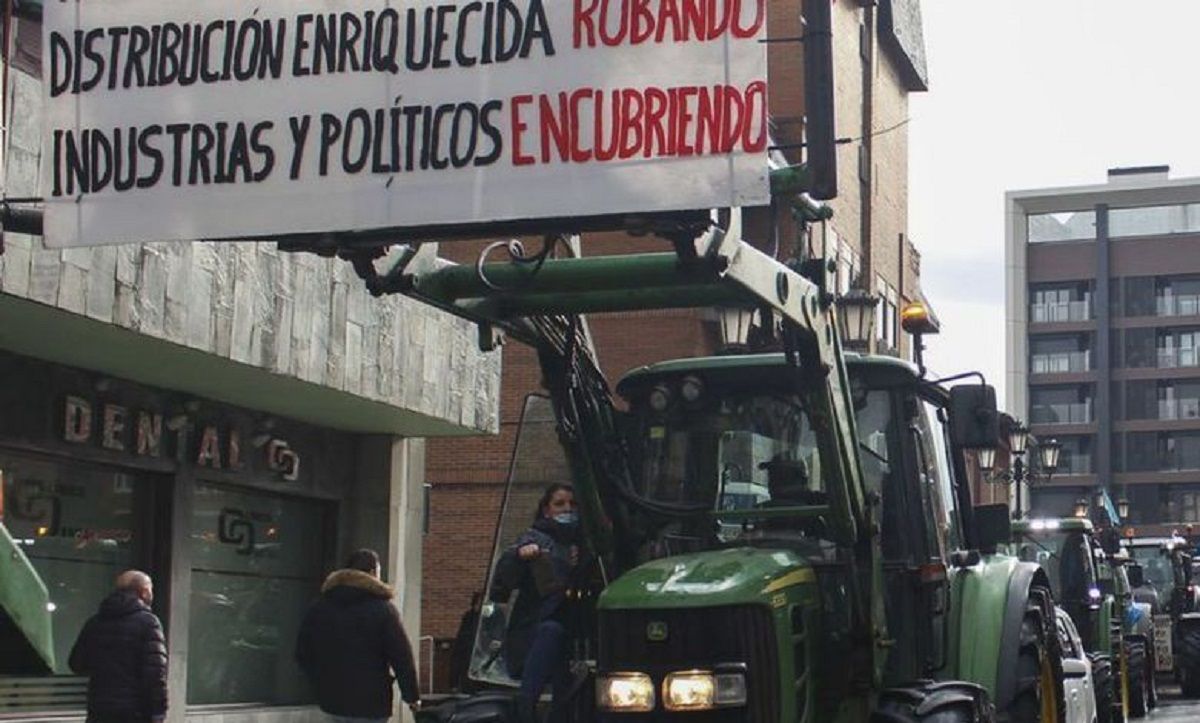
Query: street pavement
1148,685,1200,722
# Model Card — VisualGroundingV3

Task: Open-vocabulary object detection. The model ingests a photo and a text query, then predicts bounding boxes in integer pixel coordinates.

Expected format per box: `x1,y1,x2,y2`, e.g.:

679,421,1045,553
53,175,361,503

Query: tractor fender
950,555,1049,713
992,558,1048,714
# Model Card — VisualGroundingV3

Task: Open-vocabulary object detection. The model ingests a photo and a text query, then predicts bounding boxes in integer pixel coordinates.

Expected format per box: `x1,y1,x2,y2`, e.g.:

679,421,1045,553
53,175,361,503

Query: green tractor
370,216,1068,722
1126,536,1200,696
1007,518,1157,721
0,517,57,674
1122,536,1190,684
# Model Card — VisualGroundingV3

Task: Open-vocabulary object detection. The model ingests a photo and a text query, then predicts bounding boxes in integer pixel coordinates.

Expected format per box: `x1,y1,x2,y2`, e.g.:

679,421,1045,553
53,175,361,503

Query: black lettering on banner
137,125,164,188
476,100,504,166
319,112,342,176
225,122,250,182
188,122,215,185
288,115,311,179
251,121,275,182
343,108,372,173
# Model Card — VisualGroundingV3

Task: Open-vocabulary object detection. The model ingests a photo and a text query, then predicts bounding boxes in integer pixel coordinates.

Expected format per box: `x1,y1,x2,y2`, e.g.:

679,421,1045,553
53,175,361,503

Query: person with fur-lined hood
296,549,421,722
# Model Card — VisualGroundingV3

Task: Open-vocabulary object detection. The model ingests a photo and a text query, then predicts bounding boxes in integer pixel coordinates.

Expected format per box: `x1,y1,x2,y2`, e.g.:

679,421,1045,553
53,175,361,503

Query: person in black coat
490,484,583,723
69,570,168,723
296,549,421,722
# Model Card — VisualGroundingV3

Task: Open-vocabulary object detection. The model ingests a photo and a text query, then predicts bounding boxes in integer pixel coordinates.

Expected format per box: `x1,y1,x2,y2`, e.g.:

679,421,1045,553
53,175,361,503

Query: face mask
553,512,579,526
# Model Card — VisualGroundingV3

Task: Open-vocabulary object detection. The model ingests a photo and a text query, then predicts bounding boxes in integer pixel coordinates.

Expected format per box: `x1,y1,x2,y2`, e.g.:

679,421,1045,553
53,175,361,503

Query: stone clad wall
0,66,500,434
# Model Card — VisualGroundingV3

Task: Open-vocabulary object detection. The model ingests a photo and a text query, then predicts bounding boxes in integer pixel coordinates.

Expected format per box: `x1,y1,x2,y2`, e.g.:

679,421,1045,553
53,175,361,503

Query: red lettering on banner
511,94,535,166
574,0,765,47
516,83,767,166
539,93,571,163
731,0,766,38
741,80,768,151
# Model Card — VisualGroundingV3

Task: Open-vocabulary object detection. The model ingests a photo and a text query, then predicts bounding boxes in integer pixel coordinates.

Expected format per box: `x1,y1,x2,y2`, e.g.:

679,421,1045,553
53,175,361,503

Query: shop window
0,453,159,714
187,483,329,707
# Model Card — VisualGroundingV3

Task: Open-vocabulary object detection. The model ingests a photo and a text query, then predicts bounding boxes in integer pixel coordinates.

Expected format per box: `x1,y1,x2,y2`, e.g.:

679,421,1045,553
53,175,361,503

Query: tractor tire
870,680,995,723
1179,622,1200,698
1088,653,1121,723
1124,640,1149,718
1144,640,1158,710
1005,586,1066,723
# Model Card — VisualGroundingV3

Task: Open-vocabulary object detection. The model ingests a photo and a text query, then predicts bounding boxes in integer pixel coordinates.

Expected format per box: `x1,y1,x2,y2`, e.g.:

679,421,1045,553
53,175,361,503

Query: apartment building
1007,166,1200,533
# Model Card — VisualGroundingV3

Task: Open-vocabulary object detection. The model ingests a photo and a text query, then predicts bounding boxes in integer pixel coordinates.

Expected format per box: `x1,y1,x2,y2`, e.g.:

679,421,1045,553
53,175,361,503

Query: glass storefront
0,452,158,712
187,482,329,706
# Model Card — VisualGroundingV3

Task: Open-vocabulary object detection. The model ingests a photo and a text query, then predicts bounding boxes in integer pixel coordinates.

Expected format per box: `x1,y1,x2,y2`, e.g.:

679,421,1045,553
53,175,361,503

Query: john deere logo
646,621,669,642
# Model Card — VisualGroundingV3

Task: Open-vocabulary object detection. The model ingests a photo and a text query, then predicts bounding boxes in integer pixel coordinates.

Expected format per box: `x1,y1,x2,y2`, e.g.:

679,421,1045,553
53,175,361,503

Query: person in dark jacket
490,483,582,723
296,549,421,722
69,570,168,723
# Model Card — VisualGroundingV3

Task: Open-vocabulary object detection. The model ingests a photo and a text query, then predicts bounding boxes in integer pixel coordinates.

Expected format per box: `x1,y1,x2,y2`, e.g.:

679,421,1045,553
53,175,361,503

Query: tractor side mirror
974,503,1011,554
1127,562,1146,588
949,385,999,449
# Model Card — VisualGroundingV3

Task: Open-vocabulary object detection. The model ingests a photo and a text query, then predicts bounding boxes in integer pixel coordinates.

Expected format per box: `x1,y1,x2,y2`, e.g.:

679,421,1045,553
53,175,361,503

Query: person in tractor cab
490,483,584,723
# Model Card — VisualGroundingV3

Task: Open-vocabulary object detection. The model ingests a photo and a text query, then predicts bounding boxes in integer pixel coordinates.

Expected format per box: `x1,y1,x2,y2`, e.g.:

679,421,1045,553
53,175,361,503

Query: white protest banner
42,1,770,248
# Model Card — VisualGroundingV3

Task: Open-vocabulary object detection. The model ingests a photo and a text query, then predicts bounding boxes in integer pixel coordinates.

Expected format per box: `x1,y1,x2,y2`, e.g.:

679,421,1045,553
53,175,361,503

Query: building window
1110,203,1200,238
876,276,899,355
0,453,161,714
1030,386,1093,425
1030,283,1092,322
1027,210,1096,243
1030,334,1092,374
187,483,329,706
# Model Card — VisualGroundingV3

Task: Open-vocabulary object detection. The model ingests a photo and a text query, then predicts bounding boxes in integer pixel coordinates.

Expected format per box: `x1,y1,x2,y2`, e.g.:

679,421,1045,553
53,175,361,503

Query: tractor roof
617,352,920,394
1011,518,1094,534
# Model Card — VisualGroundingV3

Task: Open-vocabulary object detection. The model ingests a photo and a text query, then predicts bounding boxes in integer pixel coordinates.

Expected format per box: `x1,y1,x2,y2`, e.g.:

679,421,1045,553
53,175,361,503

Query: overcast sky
909,0,1200,402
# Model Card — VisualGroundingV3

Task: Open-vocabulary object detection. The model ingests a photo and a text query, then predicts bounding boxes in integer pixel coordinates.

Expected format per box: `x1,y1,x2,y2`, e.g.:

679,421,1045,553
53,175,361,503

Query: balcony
1031,351,1091,374
1055,456,1093,476
1156,295,1200,317
1157,348,1200,369
1030,401,1093,425
1031,301,1091,323
1159,398,1200,421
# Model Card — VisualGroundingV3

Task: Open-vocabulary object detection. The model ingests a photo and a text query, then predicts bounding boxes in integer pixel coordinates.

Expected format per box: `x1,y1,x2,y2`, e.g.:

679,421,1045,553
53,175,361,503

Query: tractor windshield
1010,528,1096,604
1126,545,1174,592
630,390,823,536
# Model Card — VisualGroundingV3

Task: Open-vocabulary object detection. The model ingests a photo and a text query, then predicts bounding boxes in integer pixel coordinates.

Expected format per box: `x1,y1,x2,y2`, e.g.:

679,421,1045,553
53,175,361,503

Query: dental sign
42,1,770,248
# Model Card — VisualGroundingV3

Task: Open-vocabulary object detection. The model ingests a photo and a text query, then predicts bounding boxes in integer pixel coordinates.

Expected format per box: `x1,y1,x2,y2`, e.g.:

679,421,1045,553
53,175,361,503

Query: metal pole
1012,456,1026,519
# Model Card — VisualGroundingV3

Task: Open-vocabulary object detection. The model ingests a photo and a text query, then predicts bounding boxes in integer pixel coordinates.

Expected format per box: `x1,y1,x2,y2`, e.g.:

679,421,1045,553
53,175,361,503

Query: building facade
1006,167,1200,533
421,0,932,689
0,12,501,723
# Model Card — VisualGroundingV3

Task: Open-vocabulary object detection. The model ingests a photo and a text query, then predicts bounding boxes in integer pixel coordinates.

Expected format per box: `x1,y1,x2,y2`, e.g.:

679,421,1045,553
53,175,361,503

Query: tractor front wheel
871,680,994,723
1124,639,1149,718
1179,622,1200,698
1004,586,1065,723
1088,653,1121,723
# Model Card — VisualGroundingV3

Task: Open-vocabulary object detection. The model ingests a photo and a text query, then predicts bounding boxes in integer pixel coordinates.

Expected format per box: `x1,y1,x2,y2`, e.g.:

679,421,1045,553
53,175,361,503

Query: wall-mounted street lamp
1073,498,1090,519
835,288,879,352
717,307,757,352
977,419,1060,519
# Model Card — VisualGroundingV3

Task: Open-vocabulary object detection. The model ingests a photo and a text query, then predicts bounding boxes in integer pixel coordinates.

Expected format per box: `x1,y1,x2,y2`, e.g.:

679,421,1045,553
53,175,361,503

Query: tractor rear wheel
871,680,994,722
1005,586,1065,723
1179,622,1200,698
1089,653,1121,723
1124,640,1149,718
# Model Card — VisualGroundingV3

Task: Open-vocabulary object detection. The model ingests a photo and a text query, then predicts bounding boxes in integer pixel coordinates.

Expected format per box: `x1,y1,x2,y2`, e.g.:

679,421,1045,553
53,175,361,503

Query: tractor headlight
596,673,655,712
662,670,747,711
